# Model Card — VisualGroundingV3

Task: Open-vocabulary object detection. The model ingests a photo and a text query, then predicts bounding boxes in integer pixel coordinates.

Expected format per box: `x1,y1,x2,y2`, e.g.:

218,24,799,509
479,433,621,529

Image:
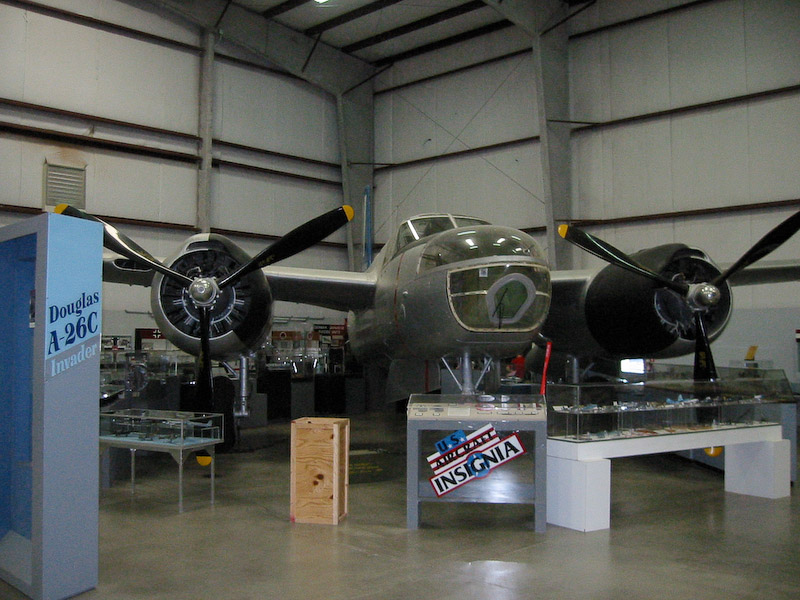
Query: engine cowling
150,234,272,360
540,244,732,363
586,244,732,358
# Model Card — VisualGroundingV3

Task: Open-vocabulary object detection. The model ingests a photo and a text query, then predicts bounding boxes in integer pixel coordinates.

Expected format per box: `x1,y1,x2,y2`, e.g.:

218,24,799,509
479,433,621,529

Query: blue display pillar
0,212,102,600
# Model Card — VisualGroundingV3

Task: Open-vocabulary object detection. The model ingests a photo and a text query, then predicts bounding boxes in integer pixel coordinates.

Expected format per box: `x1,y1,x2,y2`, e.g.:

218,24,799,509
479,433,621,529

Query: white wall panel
749,207,800,264
216,62,339,163
385,83,446,163
567,0,689,36
372,143,543,241
0,5,26,99
375,166,436,231
2,6,199,133
373,93,393,165
374,27,532,92
95,34,199,133
676,213,749,265
44,0,199,45
570,1,800,121
747,95,800,202
667,0,747,107
23,12,100,115
745,0,800,91
378,55,537,165
613,220,677,256
89,154,197,225
669,105,750,210
372,171,394,244
607,120,673,217
608,20,671,119
101,281,151,314
0,138,25,208
571,132,611,220
569,34,611,123
211,167,345,241
456,56,538,149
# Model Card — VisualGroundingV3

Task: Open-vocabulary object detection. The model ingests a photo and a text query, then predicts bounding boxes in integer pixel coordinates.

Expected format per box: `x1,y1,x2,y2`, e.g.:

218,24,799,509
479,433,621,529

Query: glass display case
99,409,224,512
547,369,793,442
99,409,223,448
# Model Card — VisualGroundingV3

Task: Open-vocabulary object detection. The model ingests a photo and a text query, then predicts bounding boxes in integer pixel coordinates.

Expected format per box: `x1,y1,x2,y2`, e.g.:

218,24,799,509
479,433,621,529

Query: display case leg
178,450,184,513
129,449,136,495
210,448,216,506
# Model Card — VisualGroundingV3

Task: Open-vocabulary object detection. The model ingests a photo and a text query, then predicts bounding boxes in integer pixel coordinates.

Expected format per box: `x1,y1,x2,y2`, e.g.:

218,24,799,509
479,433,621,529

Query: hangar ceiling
214,0,588,68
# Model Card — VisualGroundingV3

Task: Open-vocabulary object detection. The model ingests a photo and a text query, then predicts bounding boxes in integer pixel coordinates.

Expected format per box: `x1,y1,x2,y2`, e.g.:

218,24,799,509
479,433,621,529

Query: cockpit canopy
394,214,490,257
419,227,545,271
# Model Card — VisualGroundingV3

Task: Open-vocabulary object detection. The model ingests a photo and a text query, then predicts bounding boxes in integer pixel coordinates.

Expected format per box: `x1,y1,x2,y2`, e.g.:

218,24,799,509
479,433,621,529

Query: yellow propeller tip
196,455,212,467
343,205,355,222
558,224,569,238
54,203,69,214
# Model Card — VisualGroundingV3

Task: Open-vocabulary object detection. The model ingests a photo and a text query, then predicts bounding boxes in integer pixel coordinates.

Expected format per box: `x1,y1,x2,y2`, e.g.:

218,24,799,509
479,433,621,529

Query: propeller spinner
559,210,800,380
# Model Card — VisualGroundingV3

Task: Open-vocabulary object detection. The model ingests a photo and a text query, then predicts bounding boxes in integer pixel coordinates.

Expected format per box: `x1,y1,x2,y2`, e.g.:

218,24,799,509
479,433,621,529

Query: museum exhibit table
99,409,224,513
406,394,547,533
546,377,793,532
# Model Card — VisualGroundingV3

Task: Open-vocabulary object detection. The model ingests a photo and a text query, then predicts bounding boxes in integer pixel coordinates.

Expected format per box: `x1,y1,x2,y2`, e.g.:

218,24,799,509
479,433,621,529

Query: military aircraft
56,204,800,409
69,207,554,402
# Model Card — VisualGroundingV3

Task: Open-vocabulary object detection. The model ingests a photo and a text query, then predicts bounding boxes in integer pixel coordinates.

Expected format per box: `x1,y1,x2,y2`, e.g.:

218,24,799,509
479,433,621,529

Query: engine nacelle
541,244,732,361
150,234,272,360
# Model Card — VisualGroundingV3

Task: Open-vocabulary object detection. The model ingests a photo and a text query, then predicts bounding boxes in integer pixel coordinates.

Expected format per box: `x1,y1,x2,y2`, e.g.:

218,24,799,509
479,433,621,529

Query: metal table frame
99,437,221,513
407,416,547,533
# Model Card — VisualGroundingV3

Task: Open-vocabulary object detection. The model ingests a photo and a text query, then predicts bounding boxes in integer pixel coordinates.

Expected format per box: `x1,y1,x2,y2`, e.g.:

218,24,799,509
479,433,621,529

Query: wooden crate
290,417,349,524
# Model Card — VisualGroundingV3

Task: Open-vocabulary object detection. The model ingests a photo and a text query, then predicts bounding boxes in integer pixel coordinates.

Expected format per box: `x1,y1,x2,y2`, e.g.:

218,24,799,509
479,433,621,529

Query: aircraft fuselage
348,219,551,363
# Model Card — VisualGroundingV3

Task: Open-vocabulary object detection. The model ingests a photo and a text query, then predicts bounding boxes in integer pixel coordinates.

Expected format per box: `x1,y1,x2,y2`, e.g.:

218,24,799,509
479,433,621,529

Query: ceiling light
314,0,330,3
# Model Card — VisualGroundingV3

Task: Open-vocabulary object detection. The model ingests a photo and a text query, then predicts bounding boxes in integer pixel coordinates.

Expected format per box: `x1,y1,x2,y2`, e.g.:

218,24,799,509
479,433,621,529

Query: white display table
547,424,790,532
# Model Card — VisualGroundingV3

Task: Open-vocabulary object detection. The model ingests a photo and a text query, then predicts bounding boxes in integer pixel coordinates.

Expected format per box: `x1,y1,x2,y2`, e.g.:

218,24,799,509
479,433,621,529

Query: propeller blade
692,311,718,381
558,224,689,295
218,205,354,288
196,306,214,412
712,209,800,287
55,204,192,287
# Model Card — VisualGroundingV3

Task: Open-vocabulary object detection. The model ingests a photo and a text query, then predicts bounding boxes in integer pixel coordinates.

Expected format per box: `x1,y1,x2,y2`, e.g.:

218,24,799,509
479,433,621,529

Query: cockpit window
394,215,491,256
454,217,490,228
419,228,544,271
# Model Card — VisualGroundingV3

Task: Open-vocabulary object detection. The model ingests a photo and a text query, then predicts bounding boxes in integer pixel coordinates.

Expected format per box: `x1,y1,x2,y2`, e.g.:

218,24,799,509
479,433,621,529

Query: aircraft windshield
419,227,543,270
395,215,490,256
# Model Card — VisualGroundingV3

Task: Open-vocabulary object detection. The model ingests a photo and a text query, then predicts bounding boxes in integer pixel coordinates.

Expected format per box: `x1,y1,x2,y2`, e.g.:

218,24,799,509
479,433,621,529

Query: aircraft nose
447,263,551,332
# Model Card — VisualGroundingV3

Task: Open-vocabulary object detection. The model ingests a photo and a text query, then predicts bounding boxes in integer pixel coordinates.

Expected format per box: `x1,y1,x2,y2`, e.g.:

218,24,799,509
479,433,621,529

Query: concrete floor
2,412,799,600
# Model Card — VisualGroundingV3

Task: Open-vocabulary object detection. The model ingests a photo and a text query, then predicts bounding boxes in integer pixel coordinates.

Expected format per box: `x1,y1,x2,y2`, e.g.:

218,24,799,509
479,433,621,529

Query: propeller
218,205,354,288
56,203,354,409
558,210,800,380
55,204,192,287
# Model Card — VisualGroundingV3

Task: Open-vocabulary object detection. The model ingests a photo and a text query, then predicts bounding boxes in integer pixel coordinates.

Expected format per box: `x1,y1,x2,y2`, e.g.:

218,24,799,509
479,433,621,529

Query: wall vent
44,162,86,209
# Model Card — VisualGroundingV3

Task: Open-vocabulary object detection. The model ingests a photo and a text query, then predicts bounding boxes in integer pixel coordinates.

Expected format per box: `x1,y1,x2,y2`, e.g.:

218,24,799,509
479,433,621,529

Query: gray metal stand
406,394,547,533
100,438,220,513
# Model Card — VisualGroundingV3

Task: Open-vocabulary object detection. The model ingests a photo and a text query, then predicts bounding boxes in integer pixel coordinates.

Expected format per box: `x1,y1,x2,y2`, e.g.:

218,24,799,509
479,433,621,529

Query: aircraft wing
103,257,154,286
102,257,378,314
726,260,800,285
264,265,376,312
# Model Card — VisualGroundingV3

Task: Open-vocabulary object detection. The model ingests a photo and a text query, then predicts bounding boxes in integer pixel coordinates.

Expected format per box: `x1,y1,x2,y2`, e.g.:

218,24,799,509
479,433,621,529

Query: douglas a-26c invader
57,203,800,412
